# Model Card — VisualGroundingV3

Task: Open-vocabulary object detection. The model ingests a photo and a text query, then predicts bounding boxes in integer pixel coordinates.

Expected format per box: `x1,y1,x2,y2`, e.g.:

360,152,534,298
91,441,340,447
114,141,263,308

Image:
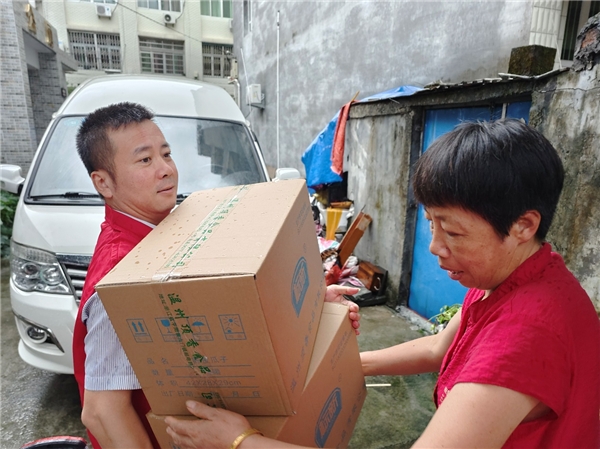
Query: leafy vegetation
429,304,461,334
1,190,19,258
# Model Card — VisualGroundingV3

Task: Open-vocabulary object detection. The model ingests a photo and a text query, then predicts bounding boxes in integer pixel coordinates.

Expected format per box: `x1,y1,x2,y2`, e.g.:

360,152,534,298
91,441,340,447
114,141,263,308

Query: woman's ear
512,210,541,243
91,170,115,199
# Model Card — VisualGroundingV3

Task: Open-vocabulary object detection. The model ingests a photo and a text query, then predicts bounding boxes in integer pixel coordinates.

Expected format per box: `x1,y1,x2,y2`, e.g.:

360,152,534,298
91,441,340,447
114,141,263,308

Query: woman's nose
429,231,450,259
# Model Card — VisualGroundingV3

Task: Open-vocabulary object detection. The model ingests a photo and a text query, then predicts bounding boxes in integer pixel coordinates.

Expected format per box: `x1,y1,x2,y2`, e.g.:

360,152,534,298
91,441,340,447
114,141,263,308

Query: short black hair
412,118,564,240
76,102,155,177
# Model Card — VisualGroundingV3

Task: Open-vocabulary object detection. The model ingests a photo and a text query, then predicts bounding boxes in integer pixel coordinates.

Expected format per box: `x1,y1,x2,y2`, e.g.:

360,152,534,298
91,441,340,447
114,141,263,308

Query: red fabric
435,243,600,448
73,205,158,449
331,100,355,175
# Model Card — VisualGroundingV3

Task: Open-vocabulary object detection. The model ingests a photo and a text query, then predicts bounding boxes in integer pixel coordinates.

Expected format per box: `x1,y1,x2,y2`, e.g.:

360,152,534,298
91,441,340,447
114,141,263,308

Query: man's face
94,120,178,225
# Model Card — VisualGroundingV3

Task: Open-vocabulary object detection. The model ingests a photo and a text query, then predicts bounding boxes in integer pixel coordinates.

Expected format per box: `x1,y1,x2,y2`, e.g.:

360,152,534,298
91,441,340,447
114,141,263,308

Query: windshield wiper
29,192,101,199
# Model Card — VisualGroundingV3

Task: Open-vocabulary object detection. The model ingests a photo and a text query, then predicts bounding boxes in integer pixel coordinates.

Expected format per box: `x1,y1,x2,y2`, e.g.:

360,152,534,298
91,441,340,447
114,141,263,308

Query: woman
165,119,600,449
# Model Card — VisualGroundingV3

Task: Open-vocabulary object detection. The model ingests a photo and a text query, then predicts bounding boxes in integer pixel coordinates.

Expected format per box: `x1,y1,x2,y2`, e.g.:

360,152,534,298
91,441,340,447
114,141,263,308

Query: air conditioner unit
164,13,176,24
96,4,112,18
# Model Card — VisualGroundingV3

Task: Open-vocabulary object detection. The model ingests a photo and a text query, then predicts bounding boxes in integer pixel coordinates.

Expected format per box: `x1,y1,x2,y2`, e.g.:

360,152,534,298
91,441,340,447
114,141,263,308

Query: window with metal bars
202,43,232,77
137,0,181,12
200,0,232,18
140,37,185,74
68,30,121,70
561,0,600,61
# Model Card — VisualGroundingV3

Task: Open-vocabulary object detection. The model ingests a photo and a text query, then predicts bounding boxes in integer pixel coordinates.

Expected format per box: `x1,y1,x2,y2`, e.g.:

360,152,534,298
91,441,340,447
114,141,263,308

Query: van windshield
27,116,268,204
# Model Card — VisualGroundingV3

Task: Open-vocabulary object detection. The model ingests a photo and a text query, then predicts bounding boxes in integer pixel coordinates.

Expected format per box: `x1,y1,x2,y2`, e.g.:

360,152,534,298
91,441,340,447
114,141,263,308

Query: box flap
98,180,308,288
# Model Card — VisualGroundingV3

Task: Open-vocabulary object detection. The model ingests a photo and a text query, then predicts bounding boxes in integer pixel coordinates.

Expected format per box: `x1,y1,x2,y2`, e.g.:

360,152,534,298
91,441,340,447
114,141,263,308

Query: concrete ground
348,306,437,449
1,257,437,448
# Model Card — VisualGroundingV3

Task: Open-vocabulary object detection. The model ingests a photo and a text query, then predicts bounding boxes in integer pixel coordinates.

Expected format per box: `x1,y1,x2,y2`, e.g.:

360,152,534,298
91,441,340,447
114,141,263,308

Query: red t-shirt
435,243,600,448
72,205,158,449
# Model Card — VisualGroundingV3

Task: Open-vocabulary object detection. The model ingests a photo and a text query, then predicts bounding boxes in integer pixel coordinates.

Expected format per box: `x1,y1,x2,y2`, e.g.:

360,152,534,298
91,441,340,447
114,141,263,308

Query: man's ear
91,169,115,199
512,210,541,243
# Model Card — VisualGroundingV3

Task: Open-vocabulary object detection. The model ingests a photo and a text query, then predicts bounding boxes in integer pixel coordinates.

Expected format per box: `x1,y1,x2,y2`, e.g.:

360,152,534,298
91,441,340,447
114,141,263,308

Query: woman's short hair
412,118,564,240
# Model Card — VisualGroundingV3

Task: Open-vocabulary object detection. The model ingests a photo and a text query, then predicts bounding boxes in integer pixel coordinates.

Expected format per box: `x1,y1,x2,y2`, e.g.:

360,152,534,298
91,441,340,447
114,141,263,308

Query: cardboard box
96,180,326,416
147,303,367,448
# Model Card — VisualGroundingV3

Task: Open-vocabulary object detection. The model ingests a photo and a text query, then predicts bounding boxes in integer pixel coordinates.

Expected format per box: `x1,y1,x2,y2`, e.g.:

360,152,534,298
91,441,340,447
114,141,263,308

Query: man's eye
141,157,151,163
164,152,172,159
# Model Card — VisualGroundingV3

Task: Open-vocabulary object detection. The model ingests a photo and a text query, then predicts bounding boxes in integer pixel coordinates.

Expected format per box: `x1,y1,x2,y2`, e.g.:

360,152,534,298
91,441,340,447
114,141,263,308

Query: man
73,102,177,449
73,102,361,449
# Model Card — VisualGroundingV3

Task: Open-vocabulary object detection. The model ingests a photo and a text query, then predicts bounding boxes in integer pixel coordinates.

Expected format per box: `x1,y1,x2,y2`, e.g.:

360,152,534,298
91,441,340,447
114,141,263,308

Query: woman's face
425,206,526,292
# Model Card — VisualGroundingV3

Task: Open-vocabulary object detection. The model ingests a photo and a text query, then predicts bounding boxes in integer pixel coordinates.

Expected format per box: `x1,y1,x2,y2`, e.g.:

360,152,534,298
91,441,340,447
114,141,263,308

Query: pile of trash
311,196,388,307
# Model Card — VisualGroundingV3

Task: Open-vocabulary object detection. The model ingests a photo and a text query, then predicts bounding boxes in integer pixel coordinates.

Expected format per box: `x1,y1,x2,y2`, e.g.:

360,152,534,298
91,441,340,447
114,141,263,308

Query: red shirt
73,205,158,449
435,243,600,448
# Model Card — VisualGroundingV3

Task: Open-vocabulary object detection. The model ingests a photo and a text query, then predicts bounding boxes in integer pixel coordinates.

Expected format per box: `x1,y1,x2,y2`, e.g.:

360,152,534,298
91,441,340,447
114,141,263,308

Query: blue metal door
408,102,531,321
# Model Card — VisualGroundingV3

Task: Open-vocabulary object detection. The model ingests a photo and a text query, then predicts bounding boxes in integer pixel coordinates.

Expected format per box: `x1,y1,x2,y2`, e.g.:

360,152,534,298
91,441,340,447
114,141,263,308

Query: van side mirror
272,167,301,182
0,164,25,195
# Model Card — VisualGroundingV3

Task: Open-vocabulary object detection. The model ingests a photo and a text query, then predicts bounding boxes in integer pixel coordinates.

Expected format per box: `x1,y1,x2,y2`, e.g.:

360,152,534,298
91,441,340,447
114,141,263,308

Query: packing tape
152,185,250,282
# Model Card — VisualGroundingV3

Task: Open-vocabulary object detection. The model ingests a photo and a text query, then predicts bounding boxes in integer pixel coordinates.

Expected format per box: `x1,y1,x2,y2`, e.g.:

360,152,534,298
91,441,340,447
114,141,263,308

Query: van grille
56,254,91,306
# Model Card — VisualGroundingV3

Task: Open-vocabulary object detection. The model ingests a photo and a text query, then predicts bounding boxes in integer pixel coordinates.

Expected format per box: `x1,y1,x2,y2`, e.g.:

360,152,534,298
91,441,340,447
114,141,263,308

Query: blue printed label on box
128,319,152,342
291,256,309,317
315,387,342,447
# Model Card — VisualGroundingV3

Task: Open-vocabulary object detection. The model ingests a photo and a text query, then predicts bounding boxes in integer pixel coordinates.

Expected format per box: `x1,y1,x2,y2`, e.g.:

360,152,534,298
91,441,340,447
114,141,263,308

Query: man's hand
324,285,361,335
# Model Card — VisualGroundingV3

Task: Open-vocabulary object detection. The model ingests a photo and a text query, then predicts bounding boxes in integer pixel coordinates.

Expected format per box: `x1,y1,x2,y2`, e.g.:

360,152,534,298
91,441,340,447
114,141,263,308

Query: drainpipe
229,77,241,108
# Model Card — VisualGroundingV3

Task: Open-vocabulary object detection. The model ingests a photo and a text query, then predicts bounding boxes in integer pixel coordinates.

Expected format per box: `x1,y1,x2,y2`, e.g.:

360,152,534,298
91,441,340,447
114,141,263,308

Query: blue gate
408,102,531,321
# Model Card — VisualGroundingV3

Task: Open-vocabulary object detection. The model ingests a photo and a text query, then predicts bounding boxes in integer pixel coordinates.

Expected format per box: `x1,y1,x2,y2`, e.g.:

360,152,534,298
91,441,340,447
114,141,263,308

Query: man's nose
157,158,175,178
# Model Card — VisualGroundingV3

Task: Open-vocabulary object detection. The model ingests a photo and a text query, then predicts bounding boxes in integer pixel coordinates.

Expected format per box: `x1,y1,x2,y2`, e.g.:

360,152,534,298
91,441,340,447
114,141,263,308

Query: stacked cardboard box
96,180,366,447
148,303,366,448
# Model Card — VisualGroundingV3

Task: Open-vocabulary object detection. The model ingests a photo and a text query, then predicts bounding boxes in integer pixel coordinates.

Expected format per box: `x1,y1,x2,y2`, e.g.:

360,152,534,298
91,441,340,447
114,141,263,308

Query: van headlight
10,241,71,294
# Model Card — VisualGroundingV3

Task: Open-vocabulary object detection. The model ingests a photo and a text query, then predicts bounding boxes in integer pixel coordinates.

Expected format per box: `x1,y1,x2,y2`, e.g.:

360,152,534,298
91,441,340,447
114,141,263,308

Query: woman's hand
324,285,361,335
165,401,252,449
165,401,306,449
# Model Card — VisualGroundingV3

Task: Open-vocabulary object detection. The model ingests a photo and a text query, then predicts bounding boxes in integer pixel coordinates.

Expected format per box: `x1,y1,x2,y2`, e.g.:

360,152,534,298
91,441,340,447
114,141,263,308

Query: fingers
185,400,216,419
328,285,360,295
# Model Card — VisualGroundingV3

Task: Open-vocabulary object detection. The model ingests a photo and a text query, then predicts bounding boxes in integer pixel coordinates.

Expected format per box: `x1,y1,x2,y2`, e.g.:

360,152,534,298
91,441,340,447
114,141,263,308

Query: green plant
1,190,19,258
429,304,461,334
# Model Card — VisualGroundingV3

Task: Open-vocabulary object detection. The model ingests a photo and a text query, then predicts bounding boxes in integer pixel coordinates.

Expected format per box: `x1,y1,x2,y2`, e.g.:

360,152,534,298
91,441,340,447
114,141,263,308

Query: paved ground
1,257,437,448
1,259,87,448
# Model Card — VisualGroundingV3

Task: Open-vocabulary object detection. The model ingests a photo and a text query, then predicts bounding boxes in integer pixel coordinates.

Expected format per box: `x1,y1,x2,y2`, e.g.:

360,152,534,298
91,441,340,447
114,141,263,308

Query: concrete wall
232,1,534,173
531,64,600,310
345,109,415,303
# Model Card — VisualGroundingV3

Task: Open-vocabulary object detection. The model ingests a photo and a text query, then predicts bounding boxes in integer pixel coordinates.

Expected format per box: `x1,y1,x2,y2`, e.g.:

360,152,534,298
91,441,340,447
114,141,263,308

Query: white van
1,75,299,374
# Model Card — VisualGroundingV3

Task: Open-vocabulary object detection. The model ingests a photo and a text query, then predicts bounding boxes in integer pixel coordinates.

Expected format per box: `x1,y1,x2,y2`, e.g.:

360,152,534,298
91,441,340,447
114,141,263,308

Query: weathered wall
342,68,600,312
232,1,533,173
345,109,416,301
1,1,76,175
1,1,38,174
531,64,600,310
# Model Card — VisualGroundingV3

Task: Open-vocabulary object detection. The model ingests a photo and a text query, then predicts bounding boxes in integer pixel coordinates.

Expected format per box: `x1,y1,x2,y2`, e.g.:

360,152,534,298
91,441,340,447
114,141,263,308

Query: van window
26,116,267,204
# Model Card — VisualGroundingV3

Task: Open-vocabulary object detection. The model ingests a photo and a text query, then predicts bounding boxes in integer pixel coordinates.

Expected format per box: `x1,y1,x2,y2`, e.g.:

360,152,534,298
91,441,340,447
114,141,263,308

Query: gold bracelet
230,428,263,449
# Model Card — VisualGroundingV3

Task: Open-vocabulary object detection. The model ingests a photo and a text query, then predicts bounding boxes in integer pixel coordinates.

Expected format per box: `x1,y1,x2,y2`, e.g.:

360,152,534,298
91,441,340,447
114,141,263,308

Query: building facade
39,0,237,97
1,1,78,174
